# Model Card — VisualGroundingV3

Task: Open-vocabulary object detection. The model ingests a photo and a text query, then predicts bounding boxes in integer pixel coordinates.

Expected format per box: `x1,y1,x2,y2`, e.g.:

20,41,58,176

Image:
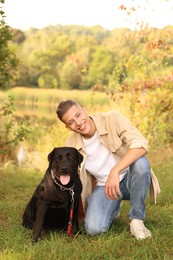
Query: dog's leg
72,201,80,234
32,202,47,243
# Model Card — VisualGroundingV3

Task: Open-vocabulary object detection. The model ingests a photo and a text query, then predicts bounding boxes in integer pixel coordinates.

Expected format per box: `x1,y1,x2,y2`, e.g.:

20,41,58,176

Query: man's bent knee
84,221,109,236
130,157,150,176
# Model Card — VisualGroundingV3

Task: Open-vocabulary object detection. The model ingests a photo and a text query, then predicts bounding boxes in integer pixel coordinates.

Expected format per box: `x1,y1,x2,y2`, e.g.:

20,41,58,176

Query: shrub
0,96,31,163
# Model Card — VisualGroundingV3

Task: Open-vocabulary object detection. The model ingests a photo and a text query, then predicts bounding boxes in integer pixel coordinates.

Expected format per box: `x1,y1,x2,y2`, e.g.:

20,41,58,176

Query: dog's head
48,147,83,186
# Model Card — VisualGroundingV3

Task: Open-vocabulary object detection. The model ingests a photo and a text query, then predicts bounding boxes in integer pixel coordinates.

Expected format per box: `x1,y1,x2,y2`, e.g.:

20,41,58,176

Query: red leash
51,170,75,236
67,190,75,236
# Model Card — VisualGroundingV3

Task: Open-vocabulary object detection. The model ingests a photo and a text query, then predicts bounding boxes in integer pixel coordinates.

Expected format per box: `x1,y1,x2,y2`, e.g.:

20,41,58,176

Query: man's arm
105,147,147,200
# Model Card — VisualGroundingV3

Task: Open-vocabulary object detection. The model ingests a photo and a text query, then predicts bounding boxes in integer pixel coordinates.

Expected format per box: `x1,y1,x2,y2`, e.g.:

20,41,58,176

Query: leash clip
70,189,74,202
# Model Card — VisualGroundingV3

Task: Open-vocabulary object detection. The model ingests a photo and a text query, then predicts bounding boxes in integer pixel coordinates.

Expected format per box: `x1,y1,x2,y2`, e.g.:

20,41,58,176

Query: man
56,99,160,240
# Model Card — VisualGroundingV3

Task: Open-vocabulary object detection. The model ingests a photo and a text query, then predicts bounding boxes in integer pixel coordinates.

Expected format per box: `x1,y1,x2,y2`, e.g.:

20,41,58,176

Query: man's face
62,105,95,138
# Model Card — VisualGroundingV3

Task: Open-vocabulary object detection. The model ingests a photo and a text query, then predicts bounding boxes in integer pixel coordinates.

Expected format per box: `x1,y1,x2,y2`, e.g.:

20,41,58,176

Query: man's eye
68,120,73,126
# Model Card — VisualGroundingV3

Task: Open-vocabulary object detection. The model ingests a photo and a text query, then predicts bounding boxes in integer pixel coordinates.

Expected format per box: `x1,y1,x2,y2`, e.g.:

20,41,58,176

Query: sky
3,0,173,31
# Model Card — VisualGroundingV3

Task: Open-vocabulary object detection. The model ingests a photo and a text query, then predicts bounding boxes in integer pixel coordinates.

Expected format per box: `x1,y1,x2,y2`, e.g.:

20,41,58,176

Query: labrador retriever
22,147,83,242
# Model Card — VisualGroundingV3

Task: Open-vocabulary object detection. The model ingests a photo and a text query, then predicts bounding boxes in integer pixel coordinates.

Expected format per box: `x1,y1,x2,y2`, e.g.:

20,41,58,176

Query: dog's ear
47,148,55,167
78,152,83,167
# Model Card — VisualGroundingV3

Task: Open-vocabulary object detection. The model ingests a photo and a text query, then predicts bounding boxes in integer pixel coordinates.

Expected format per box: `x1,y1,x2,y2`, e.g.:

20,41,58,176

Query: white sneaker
130,219,152,240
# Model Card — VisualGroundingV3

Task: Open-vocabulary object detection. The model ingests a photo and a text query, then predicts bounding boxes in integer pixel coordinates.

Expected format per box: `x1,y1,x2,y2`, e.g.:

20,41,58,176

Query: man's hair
56,99,80,121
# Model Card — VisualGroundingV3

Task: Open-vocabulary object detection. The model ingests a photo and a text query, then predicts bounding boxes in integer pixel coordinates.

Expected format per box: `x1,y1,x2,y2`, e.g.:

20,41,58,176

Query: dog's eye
55,155,62,161
67,153,73,160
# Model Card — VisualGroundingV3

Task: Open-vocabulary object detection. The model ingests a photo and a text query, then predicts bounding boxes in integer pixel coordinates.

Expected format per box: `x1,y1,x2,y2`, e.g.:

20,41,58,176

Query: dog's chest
45,188,72,209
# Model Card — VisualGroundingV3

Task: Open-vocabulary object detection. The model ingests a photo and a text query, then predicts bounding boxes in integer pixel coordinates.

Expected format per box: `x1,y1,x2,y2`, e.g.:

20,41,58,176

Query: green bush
127,87,173,149
0,96,31,163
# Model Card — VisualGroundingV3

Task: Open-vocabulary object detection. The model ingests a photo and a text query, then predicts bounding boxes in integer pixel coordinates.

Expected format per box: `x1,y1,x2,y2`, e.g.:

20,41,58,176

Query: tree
87,46,114,86
60,60,81,89
10,28,26,44
0,1,30,163
0,0,19,89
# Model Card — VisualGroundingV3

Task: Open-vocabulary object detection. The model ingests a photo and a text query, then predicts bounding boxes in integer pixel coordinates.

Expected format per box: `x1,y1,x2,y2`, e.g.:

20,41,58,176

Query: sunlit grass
3,87,111,107
0,87,129,118
0,87,173,259
0,158,172,260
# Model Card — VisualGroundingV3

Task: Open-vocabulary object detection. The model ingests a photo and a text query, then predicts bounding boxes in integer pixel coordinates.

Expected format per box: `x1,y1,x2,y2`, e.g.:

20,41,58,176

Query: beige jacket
65,110,161,212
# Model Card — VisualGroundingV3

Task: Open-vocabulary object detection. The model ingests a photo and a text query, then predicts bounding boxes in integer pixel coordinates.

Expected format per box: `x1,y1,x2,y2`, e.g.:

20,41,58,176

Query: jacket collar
91,114,108,135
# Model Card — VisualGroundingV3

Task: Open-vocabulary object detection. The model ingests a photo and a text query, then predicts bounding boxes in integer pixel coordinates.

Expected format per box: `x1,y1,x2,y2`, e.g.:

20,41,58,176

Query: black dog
22,147,83,243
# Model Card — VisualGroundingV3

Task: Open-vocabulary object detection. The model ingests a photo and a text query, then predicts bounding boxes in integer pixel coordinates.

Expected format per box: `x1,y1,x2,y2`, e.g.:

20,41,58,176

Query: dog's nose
61,167,68,173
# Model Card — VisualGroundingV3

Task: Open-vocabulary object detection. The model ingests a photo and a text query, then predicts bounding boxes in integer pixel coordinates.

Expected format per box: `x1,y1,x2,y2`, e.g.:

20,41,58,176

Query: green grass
0,87,173,259
0,87,130,122
0,158,173,260
0,87,112,108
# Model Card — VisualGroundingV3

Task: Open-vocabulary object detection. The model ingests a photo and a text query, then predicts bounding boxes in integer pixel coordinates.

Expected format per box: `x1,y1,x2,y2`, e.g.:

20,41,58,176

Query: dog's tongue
60,175,70,185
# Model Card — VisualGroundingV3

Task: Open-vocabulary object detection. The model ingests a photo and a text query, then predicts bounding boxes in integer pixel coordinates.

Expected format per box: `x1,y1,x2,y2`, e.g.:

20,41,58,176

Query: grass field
0,87,131,119
0,87,173,259
0,156,173,260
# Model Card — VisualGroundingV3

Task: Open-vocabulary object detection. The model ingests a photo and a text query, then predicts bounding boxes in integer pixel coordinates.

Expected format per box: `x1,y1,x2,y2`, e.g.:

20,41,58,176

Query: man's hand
105,168,122,200
105,148,147,200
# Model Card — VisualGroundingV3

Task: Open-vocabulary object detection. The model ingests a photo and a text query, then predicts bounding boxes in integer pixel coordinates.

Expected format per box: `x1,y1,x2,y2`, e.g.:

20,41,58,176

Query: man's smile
78,122,87,131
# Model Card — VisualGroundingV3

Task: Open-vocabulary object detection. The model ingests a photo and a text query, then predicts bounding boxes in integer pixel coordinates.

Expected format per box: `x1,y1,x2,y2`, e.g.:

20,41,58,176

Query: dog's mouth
60,175,71,185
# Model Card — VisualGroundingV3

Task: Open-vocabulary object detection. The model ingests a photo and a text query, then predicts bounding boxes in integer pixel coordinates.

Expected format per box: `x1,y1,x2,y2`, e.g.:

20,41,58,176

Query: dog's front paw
73,225,80,234
31,236,40,244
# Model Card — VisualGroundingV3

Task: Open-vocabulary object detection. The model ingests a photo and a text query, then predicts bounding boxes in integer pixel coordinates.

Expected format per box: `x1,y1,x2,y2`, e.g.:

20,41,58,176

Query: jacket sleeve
113,111,149,152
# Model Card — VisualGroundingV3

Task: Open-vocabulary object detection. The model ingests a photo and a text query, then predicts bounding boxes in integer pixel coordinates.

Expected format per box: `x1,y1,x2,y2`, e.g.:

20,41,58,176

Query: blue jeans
84,157,151,235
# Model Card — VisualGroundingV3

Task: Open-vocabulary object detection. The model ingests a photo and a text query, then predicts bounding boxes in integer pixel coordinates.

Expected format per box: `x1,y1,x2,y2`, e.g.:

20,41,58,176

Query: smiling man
56,99,160,240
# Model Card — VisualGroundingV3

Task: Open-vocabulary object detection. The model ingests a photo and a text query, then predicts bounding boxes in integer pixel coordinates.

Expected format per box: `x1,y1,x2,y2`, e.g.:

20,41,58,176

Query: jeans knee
84,219,109,236
130,157,150,176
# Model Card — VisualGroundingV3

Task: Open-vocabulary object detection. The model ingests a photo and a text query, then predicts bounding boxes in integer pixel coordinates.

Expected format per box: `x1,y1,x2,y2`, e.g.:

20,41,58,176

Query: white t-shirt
82,131,128,186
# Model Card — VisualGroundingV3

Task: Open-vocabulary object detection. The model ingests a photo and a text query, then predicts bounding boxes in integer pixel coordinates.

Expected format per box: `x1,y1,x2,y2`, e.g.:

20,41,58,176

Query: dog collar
51,169,74,192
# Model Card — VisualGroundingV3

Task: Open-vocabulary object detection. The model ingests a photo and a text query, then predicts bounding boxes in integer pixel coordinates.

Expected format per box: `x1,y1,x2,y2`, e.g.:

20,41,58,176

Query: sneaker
130,219,152,240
